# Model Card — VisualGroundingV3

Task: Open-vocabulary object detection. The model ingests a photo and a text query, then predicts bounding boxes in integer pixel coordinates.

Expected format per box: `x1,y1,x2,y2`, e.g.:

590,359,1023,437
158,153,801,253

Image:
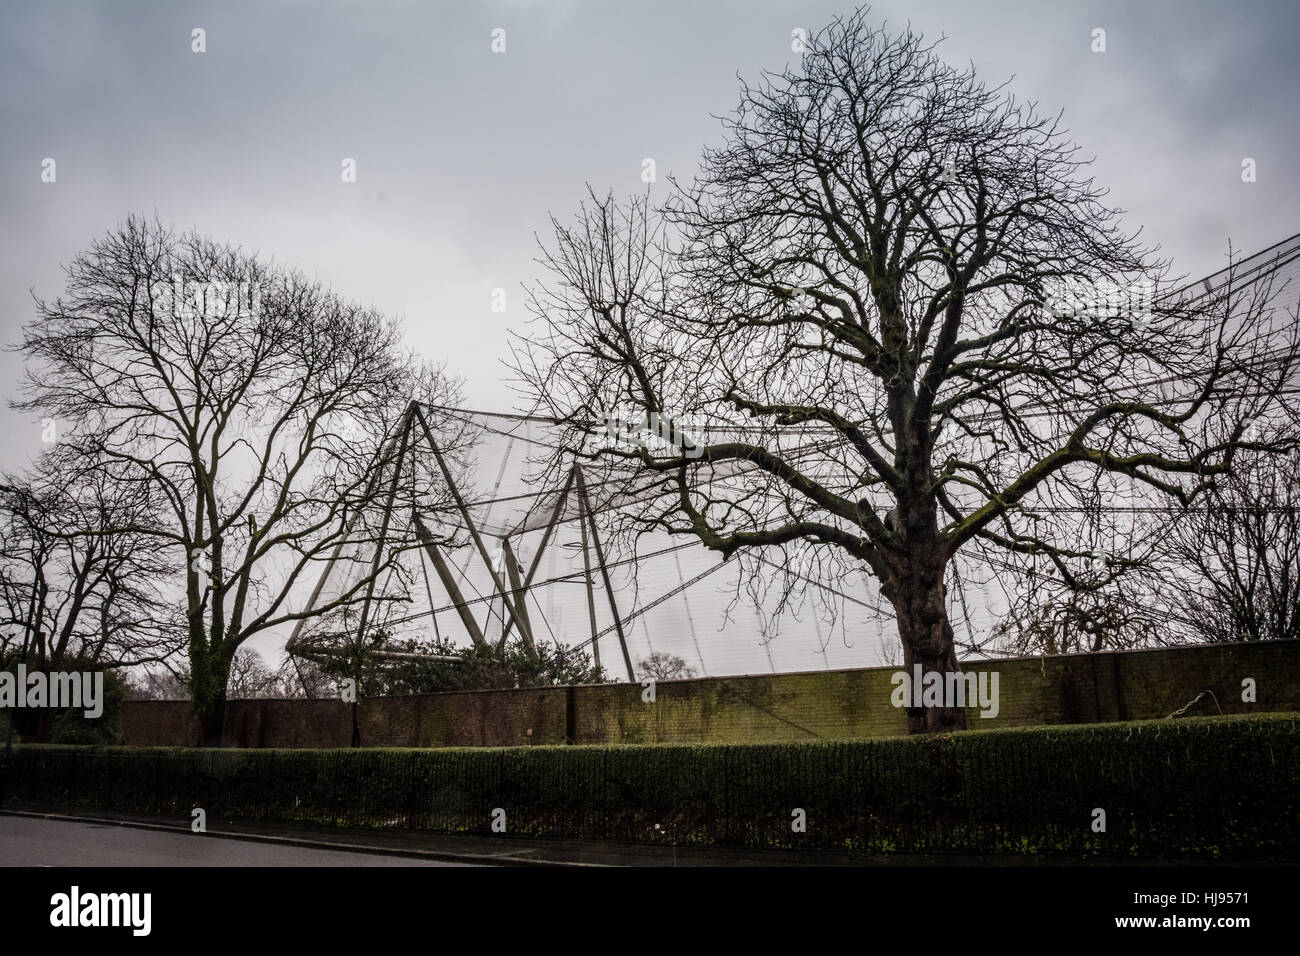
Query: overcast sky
2,0,1297,671
4,0,1299,453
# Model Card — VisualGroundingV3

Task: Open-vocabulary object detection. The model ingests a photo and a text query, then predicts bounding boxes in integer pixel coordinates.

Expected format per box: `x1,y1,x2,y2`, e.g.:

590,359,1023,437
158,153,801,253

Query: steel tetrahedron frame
286,400,637,682
282,231,1300,690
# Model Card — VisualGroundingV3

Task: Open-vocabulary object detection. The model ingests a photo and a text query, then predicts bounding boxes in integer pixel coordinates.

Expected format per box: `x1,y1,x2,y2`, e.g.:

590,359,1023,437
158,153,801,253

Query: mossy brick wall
357,686,566,747
118,639,1299,748
122,698,354,747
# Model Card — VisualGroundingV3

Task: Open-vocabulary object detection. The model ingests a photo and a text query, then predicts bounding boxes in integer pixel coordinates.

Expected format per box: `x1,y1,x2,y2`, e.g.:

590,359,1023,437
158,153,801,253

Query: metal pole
411,404,534,650
352,410,413,651
498,465,576,645
286,402,416,654
412,512,487,646
574,466,635,681
501,538,535,652
577,475,601,671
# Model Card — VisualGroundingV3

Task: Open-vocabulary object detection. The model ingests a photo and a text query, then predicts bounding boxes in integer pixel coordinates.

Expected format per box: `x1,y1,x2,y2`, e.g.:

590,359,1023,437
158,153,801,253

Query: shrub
4,713,1295,858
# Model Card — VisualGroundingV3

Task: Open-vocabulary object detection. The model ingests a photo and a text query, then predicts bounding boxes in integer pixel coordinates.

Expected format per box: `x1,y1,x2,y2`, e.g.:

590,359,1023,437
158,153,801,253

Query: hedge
2,713,1295,858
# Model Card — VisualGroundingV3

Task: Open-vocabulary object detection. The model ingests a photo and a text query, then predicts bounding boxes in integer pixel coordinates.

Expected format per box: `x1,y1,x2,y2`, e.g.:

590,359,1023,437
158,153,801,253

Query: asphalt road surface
0,815,477,866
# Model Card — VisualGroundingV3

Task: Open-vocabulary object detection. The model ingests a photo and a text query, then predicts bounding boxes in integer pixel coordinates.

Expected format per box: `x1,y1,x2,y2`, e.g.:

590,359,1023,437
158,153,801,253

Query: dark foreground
0,812,1277,944
2,809,1281,867
0,814,473,867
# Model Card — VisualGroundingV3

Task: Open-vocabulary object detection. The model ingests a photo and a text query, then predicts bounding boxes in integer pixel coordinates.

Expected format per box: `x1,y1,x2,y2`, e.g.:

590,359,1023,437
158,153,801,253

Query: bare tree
512,10,1300,732
13,215,461,744
123,665,190,701
224,647,283,698
0,446,181,678
1161,449,1300,644
637,651,696,681
991,574,1170,656
272,652,335,699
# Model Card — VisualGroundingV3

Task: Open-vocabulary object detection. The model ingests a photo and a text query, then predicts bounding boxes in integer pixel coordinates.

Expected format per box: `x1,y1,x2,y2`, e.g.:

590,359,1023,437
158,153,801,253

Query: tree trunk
197,693,226,748
888,569,967,735
189,644,231,747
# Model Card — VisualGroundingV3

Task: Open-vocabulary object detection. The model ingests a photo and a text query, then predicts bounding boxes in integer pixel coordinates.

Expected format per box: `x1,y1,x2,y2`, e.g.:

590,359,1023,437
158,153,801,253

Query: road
0,815,477,866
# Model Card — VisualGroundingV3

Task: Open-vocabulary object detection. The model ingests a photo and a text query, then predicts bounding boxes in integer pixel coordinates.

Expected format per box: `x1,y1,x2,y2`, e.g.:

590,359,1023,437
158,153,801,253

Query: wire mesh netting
288,234,1300,679
289,406,909,679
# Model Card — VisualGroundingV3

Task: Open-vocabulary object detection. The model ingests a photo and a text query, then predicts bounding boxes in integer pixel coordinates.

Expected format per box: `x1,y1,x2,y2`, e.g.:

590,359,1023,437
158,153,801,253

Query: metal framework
283,227,1300,687
286,400,638,681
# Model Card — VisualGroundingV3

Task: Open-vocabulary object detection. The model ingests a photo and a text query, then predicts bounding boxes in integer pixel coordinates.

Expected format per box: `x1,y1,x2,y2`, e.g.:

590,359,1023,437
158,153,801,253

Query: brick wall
120,639,1300,748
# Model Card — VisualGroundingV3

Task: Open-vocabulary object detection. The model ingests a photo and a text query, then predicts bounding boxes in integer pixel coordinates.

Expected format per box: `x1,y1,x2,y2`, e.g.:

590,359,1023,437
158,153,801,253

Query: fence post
722,745,729,845
330,752,340,827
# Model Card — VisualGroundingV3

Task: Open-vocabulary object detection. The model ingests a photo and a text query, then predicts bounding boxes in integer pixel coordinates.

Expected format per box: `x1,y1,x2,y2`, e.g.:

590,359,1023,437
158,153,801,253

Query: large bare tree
513,10,1300,732
0,446,181,675
13,215,461,744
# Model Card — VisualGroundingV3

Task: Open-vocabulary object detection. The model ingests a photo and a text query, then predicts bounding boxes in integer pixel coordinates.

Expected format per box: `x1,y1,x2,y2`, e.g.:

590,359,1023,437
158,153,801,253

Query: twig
1164,689,1223,719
